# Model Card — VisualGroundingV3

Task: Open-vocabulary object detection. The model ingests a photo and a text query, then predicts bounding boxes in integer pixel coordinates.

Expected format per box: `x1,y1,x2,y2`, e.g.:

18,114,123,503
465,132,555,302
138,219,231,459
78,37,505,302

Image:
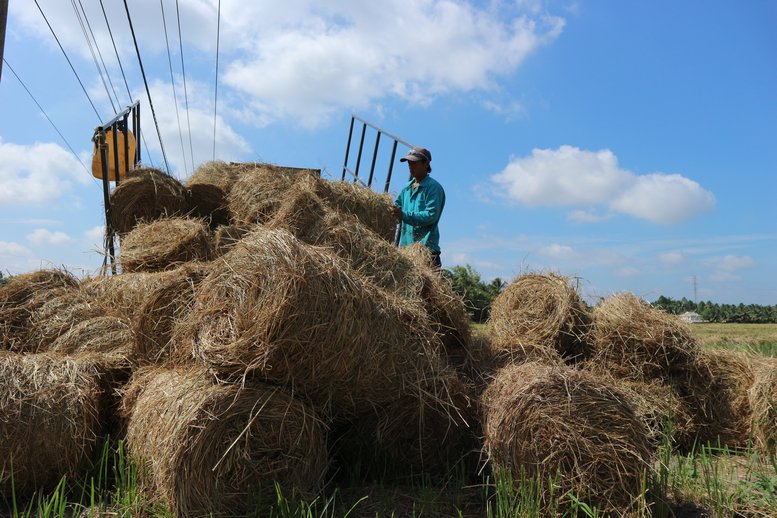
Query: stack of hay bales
109,168,189,235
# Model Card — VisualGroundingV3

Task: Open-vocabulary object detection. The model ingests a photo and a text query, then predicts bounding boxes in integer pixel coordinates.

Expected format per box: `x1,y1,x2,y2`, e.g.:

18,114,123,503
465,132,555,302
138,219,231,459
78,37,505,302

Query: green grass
690,323,777,356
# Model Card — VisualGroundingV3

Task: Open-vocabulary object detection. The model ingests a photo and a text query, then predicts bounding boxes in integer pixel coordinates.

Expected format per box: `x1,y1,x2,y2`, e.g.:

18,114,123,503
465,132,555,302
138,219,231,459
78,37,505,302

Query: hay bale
748,360,777,454
227,163,318,225
185,161,242,227
134,264,209,364
49,316,135,364
590,292,700,381
109,168,188,234
123,367,328,517
488,273,592,361
482,362,652,513
176,227,450,417
213,224,251,256
314,179,396,241
26,289,108,352
0,269,79,352
119,217,213,273
0,352,111,496
82,269,186,323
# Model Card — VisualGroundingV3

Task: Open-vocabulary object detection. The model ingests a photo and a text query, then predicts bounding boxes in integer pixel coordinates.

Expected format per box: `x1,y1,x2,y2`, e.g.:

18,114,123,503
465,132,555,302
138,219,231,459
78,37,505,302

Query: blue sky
1,0,775,304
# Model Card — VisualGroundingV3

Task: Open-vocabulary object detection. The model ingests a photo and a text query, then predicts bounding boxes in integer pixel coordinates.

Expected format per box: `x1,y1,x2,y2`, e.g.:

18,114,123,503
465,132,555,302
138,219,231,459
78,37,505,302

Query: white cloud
0,241,35,273
610,174,715,224
0,140,91,205
616,266,640,277
538,243,577,260
659,251,685,264
27,228,72,246
567,209,610,223
711,254,755,272
491,145,715,224
0,241,33,258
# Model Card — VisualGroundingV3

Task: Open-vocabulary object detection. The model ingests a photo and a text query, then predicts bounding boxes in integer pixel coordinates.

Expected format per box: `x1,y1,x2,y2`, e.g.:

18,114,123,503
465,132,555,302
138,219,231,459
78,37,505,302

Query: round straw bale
119,217,213,273
488,273,592,361
109,168,188,234
1,269,79,352
331,366,476,478
314,179,396,241
123,367,328,517
0,351,111,496
26,289,108,352
176,227,448,417
689,348,757,448
227,163,316,224
213,224,251,256
134,263,209,364
482,362,652,513
590,292,700,381
82,269,187,322
185,161,242,227
748,360,777,454
49,316,135,364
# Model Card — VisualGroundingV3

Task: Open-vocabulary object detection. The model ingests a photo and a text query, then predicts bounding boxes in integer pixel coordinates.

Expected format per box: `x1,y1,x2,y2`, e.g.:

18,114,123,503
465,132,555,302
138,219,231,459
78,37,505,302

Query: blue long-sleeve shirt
393,175,445,252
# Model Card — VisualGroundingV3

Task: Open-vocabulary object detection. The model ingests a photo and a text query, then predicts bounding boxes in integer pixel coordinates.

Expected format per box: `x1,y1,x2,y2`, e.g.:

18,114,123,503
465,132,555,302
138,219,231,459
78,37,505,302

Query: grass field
690,323,777,356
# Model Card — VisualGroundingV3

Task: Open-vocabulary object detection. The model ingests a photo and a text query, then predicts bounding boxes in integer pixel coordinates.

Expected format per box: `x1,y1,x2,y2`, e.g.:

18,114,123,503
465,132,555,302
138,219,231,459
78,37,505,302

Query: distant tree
444,265,505,323
0,271,8,287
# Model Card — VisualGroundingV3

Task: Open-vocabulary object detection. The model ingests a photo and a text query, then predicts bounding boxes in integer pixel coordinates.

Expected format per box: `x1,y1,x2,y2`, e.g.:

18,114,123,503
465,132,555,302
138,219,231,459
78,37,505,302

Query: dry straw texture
49,316,135,365
82,269,188,323
25,289,107,353
119,217,213,273
109,168,188,234
123,367,328,517
213,224,251,256
0,352,109,496
590,292,700,381
749,360,777,454
185,161,242,227
489,273,591,361
482,362,652,513
176,227,449,417
227,163,318,225
313,179,396,241
134,263,209,364
0,269,78,352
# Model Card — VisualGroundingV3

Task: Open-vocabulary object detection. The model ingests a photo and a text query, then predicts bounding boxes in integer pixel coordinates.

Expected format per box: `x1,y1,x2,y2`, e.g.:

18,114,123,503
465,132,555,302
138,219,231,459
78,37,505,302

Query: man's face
408,159,427,180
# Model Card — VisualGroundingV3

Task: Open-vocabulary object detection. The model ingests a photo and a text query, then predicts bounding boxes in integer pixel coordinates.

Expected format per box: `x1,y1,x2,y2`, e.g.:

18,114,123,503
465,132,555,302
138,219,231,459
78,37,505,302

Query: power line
160,0,188,176
175,0,195,170
71,0,116,113
98,0,155,168
77,0,121,110
34,0,101,121
123,0,170,175
212,0,221,161
3,58,89,174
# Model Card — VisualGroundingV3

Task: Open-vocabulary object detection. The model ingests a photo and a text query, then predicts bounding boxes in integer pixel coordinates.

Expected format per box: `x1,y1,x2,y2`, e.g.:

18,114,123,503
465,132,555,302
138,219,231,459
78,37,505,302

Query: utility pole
0,0,8,82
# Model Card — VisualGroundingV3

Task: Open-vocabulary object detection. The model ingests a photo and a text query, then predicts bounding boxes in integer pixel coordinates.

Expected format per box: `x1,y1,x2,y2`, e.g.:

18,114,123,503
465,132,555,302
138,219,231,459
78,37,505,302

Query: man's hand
390,206,403,219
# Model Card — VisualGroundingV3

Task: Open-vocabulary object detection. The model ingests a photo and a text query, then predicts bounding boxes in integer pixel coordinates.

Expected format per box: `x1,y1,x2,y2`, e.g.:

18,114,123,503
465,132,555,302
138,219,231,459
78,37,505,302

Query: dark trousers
430,251,442,269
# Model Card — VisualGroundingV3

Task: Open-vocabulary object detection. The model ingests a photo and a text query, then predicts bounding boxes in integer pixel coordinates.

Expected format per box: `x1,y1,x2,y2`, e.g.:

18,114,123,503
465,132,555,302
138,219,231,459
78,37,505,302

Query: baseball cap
400,147,432,164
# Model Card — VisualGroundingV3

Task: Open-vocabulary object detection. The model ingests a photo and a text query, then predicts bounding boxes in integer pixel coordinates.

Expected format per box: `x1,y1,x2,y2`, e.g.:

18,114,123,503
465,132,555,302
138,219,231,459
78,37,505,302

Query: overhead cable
212,0,221,160
160,0,188,176
98,0,155,168
123,0,170,175
34,0,101,121
77,0,121,110
175,0,195,170
71,0,117,113
3,58,89,174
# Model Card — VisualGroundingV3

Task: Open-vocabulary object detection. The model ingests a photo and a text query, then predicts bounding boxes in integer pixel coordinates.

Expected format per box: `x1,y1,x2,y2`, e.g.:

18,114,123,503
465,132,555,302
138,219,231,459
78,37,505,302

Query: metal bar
134,103,141,165
121,113,130,179
0,0,8,82
112,122,121,187
367,131,381,188
341,115,355,181
96,100,139,131
97,131,116,274
352,114,414,149
384,140,398,193
341,167,368,187
353,122,367,182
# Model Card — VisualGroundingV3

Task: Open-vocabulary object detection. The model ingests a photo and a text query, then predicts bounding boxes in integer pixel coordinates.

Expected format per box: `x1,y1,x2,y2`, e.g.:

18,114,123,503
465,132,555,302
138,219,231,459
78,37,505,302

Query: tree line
650,295,777,324
444,265,777,324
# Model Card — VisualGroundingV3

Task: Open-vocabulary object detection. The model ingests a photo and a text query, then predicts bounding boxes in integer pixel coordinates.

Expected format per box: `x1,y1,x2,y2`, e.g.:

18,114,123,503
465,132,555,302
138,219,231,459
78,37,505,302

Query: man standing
391,146,446,268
